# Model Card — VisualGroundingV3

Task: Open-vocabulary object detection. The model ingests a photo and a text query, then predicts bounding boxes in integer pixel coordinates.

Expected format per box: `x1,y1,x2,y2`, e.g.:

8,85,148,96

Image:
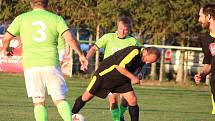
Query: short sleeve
201,35,211,64
134,39,139,46
118,48,139,67
95,34,109,48
134,38,141,46
113,46,140,68
7,16,21,36
57,16,69,36
202,42,211,64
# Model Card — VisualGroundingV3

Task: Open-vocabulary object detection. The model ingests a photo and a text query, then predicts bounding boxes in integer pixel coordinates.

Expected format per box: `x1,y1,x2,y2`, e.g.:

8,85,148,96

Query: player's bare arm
115,65,140,84
62,30,88,70
2,32,14,56
86,45,99,60
194,64,211,84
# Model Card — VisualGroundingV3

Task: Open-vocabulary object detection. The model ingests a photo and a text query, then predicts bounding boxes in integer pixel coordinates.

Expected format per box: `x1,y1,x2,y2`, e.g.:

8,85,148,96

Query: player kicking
72,46,160,121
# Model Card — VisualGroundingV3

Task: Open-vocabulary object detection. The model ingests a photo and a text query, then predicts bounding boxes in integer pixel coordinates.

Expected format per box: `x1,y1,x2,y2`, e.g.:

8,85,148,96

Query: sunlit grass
0,72,214,121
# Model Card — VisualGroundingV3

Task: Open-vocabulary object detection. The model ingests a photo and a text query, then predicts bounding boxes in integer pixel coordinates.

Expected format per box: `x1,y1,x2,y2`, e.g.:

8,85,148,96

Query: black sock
129,105,139,121
72,96,86,114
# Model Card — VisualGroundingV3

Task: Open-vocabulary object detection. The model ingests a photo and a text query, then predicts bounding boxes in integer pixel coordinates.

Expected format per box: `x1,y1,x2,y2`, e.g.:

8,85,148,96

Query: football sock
128,105,139,121
119,105,127,118
72,96,86,114
211,95,215,114
111,108,120,121
57,101,72,121
34,105,48,121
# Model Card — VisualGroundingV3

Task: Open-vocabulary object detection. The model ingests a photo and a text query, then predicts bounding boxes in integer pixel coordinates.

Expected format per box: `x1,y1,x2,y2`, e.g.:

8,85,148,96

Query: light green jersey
95,32,138,59
57,36,65,51
57,36,66,61
7,9,69,69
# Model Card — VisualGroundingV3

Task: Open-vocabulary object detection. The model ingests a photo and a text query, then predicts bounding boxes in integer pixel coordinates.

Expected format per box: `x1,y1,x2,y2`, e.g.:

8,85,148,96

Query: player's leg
210,78,215,114
72,91,94,114
119,95,128,121
53,98,72,121
108,93,120,121
121,91,139,121
211,95,215,114
72,75,99,114
24,68,48,121
46,66,72,121
33,98,48,121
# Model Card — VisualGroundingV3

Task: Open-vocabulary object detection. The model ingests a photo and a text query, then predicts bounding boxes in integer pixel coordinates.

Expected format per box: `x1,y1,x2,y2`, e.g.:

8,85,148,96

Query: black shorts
86,74,133,99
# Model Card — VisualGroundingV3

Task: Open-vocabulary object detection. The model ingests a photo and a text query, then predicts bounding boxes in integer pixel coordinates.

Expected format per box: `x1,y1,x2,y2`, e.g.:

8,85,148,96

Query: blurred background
0,0,214,85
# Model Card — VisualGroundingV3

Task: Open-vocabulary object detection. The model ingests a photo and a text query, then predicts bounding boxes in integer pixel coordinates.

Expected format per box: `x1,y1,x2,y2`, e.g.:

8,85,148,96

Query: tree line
0,0,214,83
0,0,213,44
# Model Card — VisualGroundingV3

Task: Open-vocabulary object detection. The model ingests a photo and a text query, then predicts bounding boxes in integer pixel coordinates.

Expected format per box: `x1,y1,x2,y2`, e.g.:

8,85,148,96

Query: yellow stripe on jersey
86,76,97,92
119,49,139,67
99,65,116,76
141,48,144,53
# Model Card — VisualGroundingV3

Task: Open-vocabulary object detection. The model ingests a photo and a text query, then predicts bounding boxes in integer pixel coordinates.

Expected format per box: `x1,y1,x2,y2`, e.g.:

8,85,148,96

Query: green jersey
7,9,69,69
57,36,65,51
95,32,138,59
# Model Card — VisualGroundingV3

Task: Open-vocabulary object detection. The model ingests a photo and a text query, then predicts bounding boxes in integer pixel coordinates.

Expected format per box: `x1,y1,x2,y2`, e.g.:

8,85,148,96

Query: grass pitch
0,72,214,121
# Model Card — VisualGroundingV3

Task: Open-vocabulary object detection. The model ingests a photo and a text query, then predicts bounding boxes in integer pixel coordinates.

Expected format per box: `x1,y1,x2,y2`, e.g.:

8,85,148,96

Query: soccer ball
72,114,86,121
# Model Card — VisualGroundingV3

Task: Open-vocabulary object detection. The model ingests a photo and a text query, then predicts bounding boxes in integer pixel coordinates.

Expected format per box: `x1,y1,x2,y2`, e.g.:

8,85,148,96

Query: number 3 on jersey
32,21,47,42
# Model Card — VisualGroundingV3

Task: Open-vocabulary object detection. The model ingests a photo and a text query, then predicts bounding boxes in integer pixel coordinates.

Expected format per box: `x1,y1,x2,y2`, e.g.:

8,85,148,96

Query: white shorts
24,66,68,102
58,50,65,62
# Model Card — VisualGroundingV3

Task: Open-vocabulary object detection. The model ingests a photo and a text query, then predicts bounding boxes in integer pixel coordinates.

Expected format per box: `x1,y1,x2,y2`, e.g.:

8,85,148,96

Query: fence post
159,48,165,82
183,50,189,83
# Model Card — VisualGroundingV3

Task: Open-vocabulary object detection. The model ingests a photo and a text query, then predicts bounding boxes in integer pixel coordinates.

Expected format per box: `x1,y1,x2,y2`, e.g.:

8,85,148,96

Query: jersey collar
116,31,129,39
33,9,46,11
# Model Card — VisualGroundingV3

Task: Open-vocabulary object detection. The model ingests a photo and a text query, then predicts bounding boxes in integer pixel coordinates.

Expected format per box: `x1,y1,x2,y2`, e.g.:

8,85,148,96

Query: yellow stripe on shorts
86,76,97,92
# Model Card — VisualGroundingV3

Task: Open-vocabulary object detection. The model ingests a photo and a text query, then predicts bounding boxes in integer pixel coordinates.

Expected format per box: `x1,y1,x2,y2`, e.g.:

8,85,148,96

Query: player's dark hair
30,0,48,8
145,47,161,59
117,17,132,27
202,3,215,20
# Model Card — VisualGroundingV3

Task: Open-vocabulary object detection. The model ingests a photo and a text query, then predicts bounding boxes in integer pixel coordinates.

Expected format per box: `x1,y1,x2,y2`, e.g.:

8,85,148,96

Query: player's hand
131,76,140,85
194,73,202,85
2,47,14,56
79,55,88,71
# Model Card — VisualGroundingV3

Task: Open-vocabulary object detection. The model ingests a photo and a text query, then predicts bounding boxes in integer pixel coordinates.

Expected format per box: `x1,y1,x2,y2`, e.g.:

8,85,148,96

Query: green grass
0,72,214,121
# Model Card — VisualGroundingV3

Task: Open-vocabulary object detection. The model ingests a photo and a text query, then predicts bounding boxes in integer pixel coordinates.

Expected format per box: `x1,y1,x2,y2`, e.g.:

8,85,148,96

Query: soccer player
2,0,88,121
72,46,160,121
194,3,215,114
86,17,138,121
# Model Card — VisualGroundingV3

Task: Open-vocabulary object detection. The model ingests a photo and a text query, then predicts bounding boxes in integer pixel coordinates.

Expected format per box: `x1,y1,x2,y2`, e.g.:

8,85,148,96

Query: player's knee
127,96,137,106
53,99,65,106
32,96,45,105
82,92,94,102
108,95,118,104
51,94,66,105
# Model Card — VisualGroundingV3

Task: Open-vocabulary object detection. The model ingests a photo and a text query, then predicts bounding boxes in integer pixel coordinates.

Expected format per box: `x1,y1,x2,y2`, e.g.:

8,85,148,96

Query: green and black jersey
86,46,145,98
95,46,145,80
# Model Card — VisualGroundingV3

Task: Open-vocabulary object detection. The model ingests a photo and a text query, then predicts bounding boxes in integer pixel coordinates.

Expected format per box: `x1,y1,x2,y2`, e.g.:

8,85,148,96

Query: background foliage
0,0,214,45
